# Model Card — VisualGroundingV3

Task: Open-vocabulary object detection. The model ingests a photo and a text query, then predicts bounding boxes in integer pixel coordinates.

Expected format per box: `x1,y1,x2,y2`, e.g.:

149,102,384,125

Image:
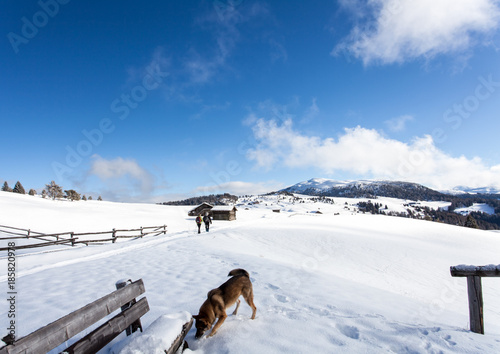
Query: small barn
211,206,237,221
188,203,214,217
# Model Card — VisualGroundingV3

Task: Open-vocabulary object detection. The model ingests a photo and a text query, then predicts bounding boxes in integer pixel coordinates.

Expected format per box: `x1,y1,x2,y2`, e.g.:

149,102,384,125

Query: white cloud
195,180,283,196
125,47,170,86
246,118,500,190
335,0,500,65
186,2,270,84
302,98,320,123
89,155,155,195
384,114,414,132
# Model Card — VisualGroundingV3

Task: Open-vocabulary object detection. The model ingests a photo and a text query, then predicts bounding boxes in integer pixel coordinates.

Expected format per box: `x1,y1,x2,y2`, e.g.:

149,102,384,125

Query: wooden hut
188,203,214,217
211,206,237,221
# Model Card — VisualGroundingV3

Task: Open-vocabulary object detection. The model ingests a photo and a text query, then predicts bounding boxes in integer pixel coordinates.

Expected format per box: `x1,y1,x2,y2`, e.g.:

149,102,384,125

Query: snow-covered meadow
1,191,500,353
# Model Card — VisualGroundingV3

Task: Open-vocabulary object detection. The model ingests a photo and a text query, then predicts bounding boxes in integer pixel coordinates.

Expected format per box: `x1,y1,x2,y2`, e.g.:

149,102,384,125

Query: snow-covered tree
82,195,87,201
45,181,63,200
13,181,25,194
464,214,478,229
41,189,47,198
65,189,81,201
97,196,103,201
29,189,37,196
2,181,12,192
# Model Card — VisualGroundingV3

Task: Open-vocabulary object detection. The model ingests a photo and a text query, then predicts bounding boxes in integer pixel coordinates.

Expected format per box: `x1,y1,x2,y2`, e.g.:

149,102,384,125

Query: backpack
196,216,202,224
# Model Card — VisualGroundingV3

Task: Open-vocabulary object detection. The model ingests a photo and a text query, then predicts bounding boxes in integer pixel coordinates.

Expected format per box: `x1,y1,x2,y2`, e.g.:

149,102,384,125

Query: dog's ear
193,314,199,320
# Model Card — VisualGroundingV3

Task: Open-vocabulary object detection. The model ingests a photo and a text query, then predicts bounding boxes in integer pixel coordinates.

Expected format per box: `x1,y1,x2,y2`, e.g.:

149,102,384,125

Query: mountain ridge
281,178,500,200
281,178,448,201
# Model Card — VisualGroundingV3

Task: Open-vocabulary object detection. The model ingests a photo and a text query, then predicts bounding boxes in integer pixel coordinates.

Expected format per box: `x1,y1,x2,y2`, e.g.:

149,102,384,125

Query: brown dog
193,269,257,338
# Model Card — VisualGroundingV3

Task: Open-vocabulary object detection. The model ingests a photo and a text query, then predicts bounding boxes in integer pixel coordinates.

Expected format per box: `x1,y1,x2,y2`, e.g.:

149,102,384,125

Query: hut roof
188,203,214,214
211,205,237,211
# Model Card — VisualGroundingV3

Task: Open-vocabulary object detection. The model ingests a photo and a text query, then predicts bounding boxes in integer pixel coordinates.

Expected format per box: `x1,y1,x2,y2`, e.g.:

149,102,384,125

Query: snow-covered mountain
282,178,447,200
446,185,500,195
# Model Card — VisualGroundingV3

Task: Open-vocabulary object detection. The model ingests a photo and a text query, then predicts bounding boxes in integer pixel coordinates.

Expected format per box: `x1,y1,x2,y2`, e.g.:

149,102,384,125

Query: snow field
1,192,500,353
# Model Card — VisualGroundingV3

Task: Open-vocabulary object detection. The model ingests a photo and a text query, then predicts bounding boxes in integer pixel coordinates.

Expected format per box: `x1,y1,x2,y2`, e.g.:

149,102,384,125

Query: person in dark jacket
203,213,212,232
196,214,203,234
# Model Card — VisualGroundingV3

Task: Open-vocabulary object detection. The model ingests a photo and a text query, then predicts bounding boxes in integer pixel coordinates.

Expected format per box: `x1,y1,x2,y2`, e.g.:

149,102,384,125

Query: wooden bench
0,279,192,354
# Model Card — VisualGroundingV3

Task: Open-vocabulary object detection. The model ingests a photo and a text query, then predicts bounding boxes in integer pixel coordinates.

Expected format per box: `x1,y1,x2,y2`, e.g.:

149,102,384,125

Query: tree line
356,200,498,230
160,193,238,206
2,180,102,202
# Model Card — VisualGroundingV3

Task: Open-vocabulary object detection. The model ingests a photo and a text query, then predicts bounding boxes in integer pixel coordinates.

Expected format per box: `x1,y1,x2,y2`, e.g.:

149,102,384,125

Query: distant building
187,203,237,221
211,206,237,221
188,203,213,217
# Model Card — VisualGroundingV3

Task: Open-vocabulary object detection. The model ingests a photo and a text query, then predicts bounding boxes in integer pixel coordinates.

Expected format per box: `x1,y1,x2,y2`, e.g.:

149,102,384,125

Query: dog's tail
228,268,249,278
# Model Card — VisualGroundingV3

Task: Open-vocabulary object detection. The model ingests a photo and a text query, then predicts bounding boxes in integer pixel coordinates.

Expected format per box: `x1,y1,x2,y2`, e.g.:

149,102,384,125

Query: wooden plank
0,239,77,252
72,231,113,236
62,297,149,354
467,276,484,334
0,280,145,354
0,226,45,236
73,239,116,244
165,318,193,354
450,265,500,277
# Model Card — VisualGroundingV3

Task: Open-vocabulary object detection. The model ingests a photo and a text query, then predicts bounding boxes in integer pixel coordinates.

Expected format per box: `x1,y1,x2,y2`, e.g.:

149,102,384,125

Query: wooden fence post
450,264,499,335
467,275,484,334
112,228,116,243
116,279,143,336
140,226,143,238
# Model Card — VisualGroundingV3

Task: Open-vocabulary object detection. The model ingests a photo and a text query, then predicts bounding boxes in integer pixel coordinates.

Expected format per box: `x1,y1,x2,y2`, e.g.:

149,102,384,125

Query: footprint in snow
336,324,360,340
267,283,280,290
274,294,289,303
443,334,457,346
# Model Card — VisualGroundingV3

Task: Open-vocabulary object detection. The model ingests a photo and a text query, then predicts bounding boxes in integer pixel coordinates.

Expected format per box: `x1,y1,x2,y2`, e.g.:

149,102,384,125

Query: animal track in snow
336,324,360,340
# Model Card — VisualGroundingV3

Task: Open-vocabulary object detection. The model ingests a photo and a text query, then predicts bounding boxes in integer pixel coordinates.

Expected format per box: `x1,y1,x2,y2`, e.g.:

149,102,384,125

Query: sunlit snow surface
1,192,500,353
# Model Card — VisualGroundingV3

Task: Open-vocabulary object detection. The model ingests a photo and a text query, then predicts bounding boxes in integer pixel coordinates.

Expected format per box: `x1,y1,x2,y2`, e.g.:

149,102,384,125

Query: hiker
203,213,212,232
196,214,203,234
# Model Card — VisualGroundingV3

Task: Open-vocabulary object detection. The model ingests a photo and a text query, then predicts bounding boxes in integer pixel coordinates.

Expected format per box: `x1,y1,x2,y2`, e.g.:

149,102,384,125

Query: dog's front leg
208,312,227,337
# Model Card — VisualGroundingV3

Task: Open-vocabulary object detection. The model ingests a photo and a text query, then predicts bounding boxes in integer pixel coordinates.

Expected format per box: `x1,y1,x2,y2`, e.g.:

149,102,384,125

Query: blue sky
2,0,500,202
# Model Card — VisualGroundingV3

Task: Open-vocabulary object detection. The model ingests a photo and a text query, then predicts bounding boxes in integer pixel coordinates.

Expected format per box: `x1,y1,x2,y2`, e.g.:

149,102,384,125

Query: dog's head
193,314,212,339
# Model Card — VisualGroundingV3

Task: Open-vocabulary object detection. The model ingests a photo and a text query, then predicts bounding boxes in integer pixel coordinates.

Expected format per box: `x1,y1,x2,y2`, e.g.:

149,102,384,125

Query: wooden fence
450,264,500,334
0,224,167,251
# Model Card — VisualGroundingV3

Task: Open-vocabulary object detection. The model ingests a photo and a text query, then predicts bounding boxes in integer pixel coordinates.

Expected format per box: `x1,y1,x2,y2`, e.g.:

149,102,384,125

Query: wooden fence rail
450,264,500,334
0,225,167,251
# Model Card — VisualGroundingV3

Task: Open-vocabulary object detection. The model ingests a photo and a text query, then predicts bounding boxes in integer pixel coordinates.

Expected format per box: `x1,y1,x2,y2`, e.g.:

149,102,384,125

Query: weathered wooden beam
0,239,77,252
116,280,142,336
450,264,500,277
61,297,149,354
467,275,484,334
0,279,145,354
165,318,193,354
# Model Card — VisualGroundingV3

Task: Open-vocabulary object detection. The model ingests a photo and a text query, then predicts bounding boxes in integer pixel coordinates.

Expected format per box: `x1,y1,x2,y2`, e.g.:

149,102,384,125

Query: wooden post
163,225,166,234
140,226,143,238
27,229,30,238
71,232,75,246
467,275,484,334
450,264,499,335
112,228,116,243
116,279,143,336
